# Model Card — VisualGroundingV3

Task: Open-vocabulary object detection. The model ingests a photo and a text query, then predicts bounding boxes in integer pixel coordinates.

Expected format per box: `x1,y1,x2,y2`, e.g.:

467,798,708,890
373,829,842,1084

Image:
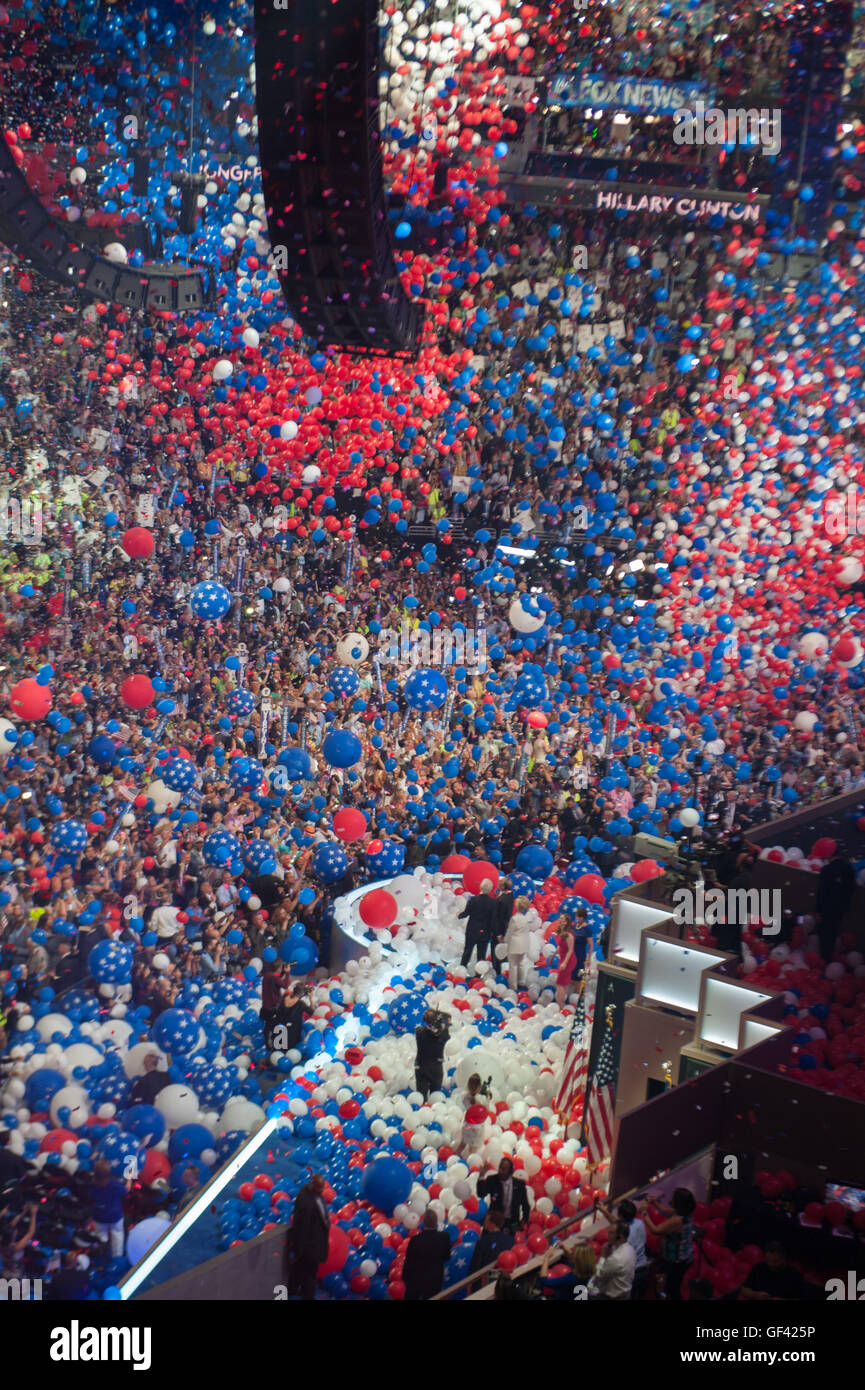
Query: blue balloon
152,1008,201,1054
88,939,133,984
360,1155,413,1214
404,667,448,711
121,1105,166,1146
190,581,232,620
322,729,362,769
515,844,555,879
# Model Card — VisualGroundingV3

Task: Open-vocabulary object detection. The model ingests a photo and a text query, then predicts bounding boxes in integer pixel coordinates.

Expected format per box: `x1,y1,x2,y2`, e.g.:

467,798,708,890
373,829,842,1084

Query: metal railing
431,1186,638,1301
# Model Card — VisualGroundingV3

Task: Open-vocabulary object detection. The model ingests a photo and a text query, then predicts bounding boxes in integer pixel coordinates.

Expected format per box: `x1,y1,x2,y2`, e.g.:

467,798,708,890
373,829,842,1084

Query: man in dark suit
459,879,498,969
402,1210,452,1300
815,850,856,962
477,1157,531,1229
128,1052,170,1107
287,1173,330,1300
494,879,514,956
414,1009,450,1100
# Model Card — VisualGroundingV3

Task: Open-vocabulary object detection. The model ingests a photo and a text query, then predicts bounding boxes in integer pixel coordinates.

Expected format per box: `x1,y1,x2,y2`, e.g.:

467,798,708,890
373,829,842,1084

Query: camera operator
414,1008,450,1100
458,1072,491,1156
270,983,312,1053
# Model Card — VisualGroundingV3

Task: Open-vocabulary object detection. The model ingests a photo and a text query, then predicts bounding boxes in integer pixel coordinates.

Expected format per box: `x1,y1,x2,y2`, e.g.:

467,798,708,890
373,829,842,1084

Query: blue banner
548,72,713,115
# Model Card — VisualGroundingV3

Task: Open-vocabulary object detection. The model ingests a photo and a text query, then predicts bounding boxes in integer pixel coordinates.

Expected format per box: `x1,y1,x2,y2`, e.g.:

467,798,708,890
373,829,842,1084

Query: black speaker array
253,0,422,355
0,136,211,312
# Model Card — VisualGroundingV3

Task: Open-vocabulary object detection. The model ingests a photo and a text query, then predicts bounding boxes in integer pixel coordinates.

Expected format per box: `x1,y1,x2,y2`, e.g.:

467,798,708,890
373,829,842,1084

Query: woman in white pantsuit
504,896,533,990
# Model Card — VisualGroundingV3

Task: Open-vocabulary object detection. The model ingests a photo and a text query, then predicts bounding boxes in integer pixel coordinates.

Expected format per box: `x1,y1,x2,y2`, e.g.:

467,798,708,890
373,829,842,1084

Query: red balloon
332,807,368,842
630,859,662,885
140,1149,171,1185
825,1201,848,1227
496,1248,518,1272
573,873,606,904
367,839,384,856
387,1279,405,1300
832,637,856,663
359,889,397,929
462,860,500,895
121,526,155,559
121,674,156,710
440,854,470,874
238,1182,255,1202
39,1128,79,1153
811,837,837,860
9,678,52,721
318,1223,349,1276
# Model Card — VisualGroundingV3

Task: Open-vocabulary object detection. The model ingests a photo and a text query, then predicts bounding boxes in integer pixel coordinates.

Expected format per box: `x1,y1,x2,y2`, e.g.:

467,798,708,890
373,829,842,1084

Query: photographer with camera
414,1007,450,1100
458,1072,491,1156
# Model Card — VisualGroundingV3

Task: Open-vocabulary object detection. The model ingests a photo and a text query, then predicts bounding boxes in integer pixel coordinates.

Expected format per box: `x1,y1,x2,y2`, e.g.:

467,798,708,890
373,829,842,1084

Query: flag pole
584,1002,615,1183
554,971,588,1128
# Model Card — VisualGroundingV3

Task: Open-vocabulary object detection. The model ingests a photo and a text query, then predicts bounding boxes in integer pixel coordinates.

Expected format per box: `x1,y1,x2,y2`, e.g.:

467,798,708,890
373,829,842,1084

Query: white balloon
508,597,545,634
155,1085,200,1128
35,1013,73,1042
145,779,181,814
49,1085,90,1129
212,359,233,382
219,1098,266,1134
798,633,826,660
336,633,370,665
62,1043,104,1072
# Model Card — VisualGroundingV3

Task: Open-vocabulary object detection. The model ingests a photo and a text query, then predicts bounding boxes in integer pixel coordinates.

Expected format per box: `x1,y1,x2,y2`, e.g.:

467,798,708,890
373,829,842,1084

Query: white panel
638,937,717,1012
741,1017,782,1048
700,977,773,1051
612,900,675,966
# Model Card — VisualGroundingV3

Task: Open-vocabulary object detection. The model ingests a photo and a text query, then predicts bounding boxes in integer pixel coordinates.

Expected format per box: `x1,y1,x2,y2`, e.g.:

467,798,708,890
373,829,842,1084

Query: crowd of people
0,0,862,1304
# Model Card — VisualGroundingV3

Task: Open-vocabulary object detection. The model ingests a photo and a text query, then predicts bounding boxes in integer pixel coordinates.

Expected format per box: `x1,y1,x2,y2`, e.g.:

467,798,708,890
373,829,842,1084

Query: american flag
585,1007,616,1168
554,989,588,1121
